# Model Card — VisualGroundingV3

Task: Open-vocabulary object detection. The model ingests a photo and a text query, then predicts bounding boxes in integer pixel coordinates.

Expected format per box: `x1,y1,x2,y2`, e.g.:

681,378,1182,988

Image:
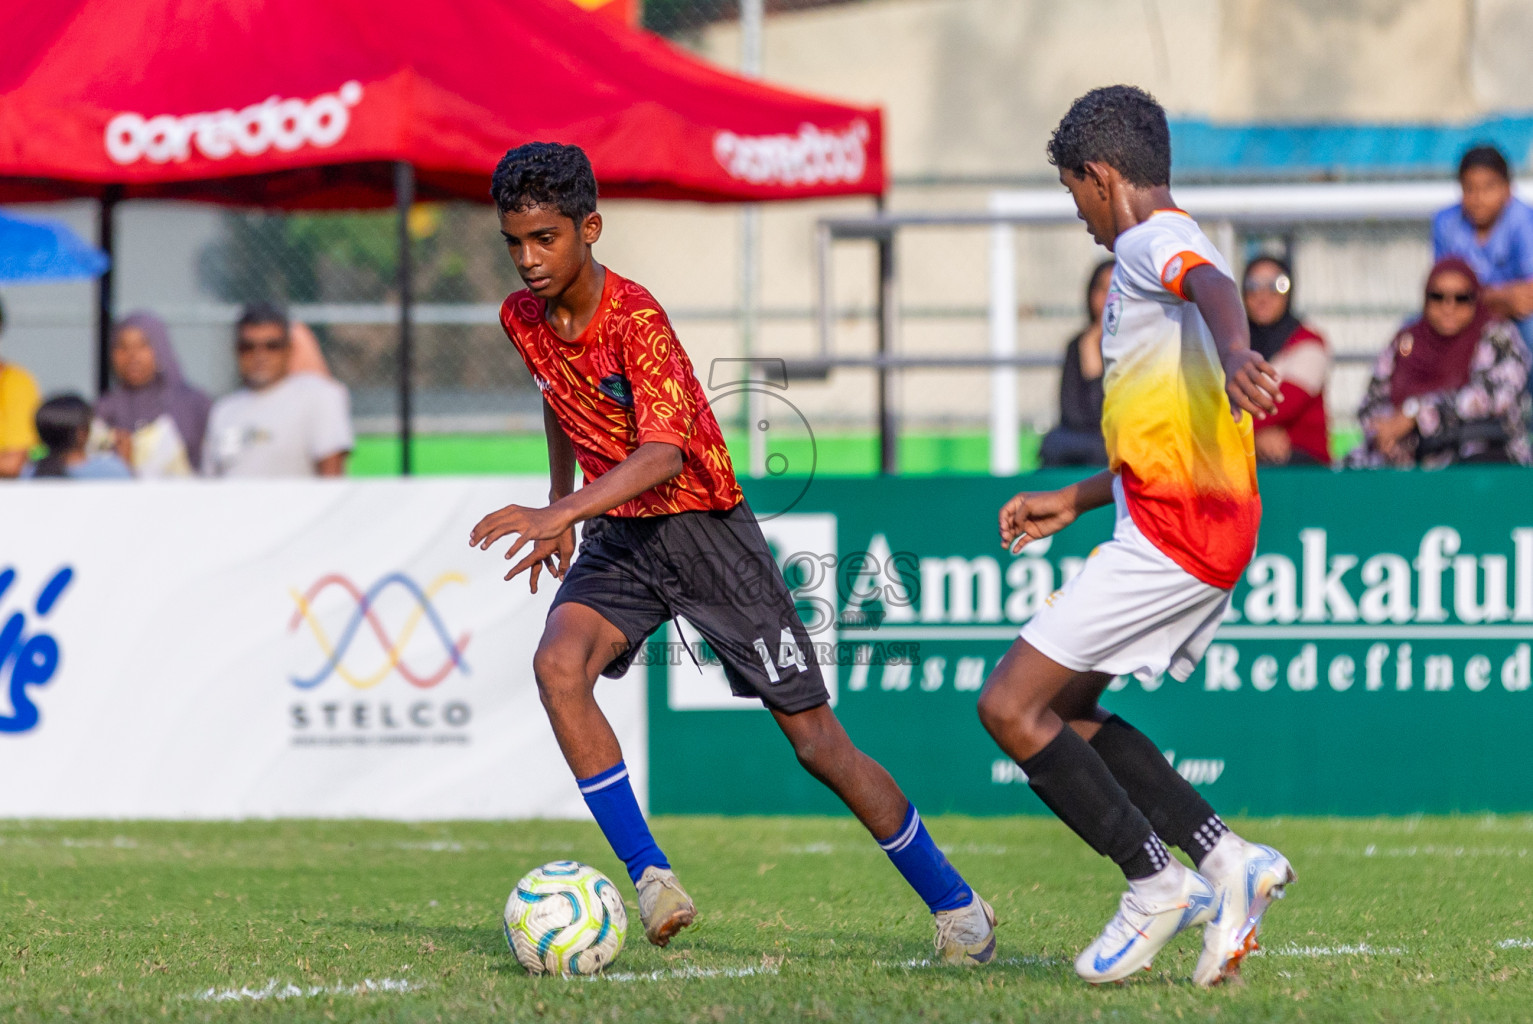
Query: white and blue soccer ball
503,860,627,976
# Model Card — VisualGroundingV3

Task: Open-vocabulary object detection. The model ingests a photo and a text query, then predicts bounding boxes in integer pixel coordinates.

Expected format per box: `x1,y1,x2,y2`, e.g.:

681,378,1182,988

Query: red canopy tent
0,0,885,467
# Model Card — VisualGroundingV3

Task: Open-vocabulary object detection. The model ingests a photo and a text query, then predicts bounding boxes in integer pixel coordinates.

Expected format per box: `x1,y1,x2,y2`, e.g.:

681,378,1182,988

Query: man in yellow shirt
0,298,41,477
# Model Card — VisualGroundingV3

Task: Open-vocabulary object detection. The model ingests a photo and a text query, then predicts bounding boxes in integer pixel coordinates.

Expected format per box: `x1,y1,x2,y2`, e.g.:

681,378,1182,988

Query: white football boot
635,866,696,947
1193,837,1295,987
933,893,997,966
1074,864,1219,984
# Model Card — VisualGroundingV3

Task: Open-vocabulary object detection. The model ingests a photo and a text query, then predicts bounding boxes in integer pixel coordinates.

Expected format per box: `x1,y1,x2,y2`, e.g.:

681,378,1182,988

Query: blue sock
878,803,973,913
578,761,669,885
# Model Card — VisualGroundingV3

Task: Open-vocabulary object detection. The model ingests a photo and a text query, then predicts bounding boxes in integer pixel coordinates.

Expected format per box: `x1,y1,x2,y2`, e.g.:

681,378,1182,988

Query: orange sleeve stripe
1159,250,1212,301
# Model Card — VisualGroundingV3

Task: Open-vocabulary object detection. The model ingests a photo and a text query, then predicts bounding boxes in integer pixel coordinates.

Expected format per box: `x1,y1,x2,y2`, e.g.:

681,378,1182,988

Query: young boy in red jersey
975,87,1296,986
470,142,995,963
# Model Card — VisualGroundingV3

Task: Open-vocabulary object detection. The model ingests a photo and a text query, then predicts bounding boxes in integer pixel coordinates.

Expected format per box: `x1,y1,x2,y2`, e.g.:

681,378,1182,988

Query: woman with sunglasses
1348,257,1531,468
1242,255,1332,465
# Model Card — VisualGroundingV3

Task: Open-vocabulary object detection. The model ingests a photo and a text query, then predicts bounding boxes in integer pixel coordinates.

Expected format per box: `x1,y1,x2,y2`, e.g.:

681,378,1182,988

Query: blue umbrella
0,210,108,282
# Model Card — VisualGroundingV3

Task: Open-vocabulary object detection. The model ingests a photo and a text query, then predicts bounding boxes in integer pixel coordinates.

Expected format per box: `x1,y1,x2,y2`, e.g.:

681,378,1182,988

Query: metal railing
809,181,1499,475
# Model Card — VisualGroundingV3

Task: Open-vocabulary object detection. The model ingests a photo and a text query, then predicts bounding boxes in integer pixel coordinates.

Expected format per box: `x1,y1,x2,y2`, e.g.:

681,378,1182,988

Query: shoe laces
637,869,685,917
1100,891,1182,947
934,900,989,949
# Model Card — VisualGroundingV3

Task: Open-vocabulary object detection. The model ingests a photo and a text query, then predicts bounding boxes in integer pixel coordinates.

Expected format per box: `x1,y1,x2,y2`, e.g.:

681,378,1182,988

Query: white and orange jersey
1099,210,1260,590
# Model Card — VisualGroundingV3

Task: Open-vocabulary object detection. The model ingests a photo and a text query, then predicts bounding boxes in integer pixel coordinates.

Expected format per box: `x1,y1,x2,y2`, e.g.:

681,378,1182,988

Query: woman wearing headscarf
1039,259,1114,467
96,311,212,477
1242,256,1332,465
1348,257,1532,468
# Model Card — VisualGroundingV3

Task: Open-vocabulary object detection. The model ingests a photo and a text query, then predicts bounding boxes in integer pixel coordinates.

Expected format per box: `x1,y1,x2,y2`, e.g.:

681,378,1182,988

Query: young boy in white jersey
974,86,1296,986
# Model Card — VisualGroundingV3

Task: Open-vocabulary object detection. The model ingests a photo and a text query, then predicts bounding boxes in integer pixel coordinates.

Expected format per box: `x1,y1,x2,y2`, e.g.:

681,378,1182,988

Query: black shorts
548,501,829,714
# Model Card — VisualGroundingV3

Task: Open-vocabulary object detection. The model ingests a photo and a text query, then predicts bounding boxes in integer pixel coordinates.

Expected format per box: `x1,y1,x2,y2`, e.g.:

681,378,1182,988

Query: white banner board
0,478,645,819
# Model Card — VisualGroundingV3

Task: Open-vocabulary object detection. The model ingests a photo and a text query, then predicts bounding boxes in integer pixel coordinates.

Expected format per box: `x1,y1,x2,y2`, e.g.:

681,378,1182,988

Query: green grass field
5,815,1533,1022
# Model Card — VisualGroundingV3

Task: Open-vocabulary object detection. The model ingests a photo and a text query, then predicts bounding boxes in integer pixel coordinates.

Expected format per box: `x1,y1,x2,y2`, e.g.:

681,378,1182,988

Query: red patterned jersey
499,268,743,517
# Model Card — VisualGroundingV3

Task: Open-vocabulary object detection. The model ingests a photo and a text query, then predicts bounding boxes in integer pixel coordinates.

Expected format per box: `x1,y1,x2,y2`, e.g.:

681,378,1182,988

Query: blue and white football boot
1193,838,1295,987
1074,864,1220,984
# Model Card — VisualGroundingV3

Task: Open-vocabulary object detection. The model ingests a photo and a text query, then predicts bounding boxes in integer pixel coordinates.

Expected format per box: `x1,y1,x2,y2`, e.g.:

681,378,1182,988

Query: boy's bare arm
470,441,683,584
1184,263,1282,419
545,399,578,501
542,441,681,528
999,470,1115,553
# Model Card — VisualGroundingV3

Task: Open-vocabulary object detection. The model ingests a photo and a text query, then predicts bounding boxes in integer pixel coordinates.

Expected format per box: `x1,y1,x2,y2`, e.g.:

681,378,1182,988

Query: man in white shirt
203,304,352,477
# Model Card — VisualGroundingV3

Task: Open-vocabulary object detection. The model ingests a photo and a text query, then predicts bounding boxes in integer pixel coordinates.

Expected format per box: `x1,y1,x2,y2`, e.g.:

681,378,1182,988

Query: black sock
1088,714,1229,867
1019,726,1164,880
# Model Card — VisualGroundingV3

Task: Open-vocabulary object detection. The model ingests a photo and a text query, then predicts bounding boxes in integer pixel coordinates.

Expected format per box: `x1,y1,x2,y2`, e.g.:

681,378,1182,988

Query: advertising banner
649,469,1533,816
0,478,644,819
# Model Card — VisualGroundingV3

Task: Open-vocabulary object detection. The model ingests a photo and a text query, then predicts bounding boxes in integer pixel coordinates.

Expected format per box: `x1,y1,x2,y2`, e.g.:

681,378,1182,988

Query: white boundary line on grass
1498,938,1533,949
592,965,781,983
881,956,1064,970
1252,944,1406,957
192,978,422,1002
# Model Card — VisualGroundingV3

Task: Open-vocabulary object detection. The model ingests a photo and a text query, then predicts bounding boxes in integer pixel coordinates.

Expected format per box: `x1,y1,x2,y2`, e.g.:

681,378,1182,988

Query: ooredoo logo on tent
714,120,870,188
104,81,364,165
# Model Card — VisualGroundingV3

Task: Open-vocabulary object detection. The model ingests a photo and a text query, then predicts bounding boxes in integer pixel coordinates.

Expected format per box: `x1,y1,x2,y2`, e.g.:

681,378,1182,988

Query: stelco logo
286,571,472,745
713,119,870,187
104,81,363,165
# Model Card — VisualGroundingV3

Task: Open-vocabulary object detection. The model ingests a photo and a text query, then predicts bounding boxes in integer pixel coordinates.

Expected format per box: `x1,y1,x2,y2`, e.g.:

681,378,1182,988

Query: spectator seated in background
0,296,41,478
21,394,132,480
1433,145,1533,348
1039,258,1113,467
96,311,212,478
1348,257,1531,468
1242,256,1332,465
203,304,353,478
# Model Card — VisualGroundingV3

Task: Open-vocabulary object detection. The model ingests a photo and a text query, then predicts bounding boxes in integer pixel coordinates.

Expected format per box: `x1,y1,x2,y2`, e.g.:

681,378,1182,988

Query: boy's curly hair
1046,85,1171,188
490,142,599,224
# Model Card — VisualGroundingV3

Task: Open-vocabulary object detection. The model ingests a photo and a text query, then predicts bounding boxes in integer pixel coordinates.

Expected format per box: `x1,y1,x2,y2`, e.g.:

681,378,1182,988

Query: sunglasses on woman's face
1426,290,1476,306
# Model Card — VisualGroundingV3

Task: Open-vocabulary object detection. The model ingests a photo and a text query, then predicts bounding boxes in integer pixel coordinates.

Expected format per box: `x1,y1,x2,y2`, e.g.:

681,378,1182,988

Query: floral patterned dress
1347,317,1532,468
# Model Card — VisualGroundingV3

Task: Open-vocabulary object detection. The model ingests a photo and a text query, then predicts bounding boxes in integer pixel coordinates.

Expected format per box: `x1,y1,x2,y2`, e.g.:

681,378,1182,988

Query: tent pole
95,185,122,397
740,0,765,477
394,161,415,476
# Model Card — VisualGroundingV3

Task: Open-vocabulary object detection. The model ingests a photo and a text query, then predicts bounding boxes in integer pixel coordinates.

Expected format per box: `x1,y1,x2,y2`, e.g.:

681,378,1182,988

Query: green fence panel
647,467,1533,816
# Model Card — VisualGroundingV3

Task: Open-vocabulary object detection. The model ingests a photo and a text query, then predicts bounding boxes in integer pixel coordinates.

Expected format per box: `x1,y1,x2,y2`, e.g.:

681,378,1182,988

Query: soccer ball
502,861,627,976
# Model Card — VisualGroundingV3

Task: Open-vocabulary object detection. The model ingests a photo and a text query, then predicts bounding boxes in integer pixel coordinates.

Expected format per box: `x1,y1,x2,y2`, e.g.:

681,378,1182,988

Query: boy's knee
977,686,1054,745
532,643,591,704
975,686,1013,734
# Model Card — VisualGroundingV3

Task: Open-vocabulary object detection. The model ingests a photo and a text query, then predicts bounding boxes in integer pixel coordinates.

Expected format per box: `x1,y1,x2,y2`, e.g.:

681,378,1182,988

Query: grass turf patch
4,815,1532,1022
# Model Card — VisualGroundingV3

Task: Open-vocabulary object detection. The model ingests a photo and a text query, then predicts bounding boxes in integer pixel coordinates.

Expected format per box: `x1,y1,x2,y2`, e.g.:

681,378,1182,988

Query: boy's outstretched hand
469,504,575,590
1222,347,1283,422
999,488,1079,554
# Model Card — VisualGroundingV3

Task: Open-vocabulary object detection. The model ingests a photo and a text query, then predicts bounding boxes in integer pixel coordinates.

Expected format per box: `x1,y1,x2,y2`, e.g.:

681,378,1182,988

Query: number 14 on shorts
753,629,808,684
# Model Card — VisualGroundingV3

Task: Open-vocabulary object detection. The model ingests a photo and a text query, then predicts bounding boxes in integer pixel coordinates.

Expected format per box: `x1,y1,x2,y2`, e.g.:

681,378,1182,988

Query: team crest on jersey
533,375,551,393
598,374,634,407
1103,291,1122,336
